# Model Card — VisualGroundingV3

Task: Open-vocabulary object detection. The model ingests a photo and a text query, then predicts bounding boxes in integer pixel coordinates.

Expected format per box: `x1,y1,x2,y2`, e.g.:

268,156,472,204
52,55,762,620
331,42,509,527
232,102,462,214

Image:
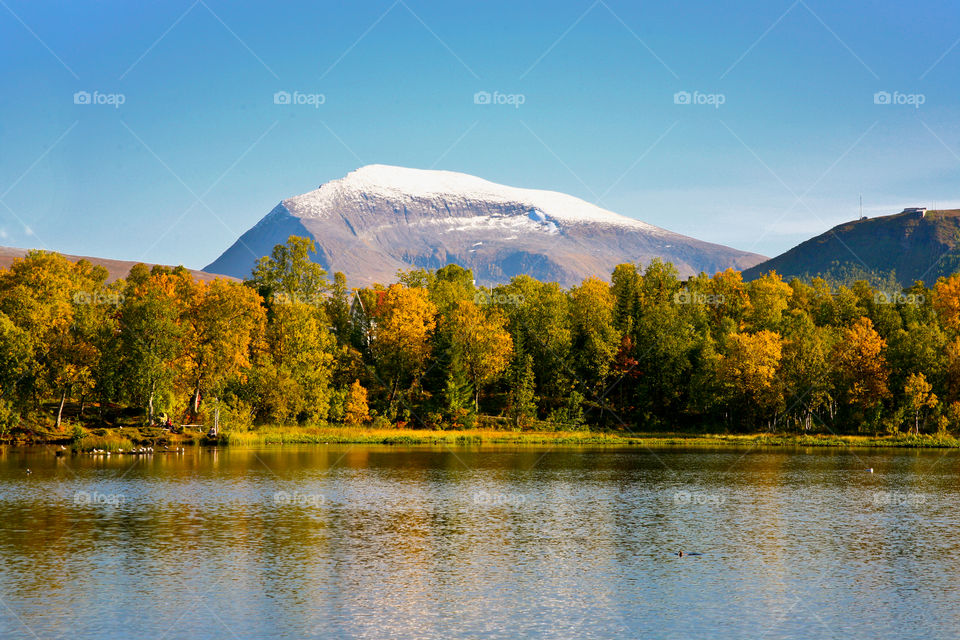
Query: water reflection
0,445,958,639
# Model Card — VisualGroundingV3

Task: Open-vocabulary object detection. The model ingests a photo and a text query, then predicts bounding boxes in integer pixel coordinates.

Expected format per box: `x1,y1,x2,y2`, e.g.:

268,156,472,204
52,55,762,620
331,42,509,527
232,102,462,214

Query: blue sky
1,0,959,269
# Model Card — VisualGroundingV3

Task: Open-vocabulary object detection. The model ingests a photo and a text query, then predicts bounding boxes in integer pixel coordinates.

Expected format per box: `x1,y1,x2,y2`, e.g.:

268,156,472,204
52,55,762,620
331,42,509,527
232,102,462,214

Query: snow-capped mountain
205,165,766,286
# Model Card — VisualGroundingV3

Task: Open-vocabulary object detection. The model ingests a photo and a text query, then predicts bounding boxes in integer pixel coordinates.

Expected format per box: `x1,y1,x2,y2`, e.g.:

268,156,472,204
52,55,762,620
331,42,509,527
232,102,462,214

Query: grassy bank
6,423,960,449
217,427,960,448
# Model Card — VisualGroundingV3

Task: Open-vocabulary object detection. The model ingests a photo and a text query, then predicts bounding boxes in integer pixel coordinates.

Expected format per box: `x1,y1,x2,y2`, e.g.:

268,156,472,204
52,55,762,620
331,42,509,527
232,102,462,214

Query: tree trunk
79,395,85,418
192,385,201,416
56,390,67,429
388,377,399,414
148,380,156,425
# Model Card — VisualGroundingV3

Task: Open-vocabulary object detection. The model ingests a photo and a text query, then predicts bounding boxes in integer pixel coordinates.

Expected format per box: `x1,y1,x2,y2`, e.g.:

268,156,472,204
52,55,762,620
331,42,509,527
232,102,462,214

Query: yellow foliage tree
371,284,438,409
706,268,751,327
344,379,370,424
933,274,960,334
904,372,937,434
446,300,514,411
180,279,266,417
832,317,890,414
747,271,793,331
719,330,783,422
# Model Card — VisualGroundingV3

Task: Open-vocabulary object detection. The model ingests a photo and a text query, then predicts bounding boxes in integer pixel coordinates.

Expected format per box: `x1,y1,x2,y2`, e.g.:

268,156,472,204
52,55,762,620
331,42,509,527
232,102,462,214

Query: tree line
2,235,960,436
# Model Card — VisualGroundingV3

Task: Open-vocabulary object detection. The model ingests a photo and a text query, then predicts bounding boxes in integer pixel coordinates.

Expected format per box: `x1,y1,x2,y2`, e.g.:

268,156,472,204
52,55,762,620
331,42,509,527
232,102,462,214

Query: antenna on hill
859,193,863,220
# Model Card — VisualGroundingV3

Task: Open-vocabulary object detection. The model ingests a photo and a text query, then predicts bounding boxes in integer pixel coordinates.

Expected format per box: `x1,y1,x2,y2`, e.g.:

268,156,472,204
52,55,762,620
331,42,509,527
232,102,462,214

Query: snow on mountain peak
284,164,667,233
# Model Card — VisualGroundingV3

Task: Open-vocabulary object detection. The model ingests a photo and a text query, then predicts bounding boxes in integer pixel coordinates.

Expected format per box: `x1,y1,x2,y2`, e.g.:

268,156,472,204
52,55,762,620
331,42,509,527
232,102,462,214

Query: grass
222,426,634,446
214,426,960,448
7,420,960,449
72,432,135,452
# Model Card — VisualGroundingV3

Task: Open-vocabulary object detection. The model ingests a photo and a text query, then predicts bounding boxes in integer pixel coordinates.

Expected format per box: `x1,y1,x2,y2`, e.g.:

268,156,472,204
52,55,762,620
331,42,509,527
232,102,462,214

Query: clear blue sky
1,0,959,269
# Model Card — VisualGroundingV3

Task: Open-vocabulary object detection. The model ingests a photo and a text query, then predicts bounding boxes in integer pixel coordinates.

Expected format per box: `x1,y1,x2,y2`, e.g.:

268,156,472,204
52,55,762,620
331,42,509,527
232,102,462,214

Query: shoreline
4,426,960,449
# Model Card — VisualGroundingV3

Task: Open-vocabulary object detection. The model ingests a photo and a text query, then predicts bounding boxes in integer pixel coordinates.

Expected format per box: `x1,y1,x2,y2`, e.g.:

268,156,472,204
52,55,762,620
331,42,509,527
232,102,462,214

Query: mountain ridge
0,246,233,282
743,208,960,285
206,165,767,286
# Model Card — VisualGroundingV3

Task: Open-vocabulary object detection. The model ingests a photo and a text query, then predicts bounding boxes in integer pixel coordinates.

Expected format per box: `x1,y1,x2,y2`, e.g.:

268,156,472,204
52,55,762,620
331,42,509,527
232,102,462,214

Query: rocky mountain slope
206,165,765,287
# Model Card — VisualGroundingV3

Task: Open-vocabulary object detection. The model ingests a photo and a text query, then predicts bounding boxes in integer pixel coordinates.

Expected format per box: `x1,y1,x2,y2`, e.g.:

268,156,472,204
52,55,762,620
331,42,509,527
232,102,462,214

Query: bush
370,415,393,430
0,399,19,437
70,424,87,444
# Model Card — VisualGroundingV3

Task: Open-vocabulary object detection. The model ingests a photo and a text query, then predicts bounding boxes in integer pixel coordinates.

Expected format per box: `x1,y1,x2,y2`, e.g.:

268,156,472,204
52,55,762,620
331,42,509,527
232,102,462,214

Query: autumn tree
249,235,327,306
445,300,513,411
370,284,437,413
705,268,751,330
569,277,621,421
832,317,890,425
0,313,31,431
746,271,793,331
119,271,184,424
779,311,833,430
180,279,266,418
494,275,571,404
344,379,370,424
719,330,783,428
0,251,109,427
904,372,937,434
254,298,336,424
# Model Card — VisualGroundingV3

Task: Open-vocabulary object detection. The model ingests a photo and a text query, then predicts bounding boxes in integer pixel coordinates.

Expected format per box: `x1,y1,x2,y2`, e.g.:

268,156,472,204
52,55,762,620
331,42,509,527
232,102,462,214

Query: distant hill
206,165,766,287
0,247,233,283
743,209,960,286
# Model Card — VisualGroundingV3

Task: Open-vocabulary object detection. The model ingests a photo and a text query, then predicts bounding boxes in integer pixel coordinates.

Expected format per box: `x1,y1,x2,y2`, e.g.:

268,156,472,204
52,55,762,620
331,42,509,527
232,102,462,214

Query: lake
1,445,958,639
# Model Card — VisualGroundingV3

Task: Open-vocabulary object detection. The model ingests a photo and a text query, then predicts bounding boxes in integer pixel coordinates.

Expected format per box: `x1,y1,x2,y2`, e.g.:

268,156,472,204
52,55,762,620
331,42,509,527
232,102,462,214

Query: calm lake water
1,444,959,639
